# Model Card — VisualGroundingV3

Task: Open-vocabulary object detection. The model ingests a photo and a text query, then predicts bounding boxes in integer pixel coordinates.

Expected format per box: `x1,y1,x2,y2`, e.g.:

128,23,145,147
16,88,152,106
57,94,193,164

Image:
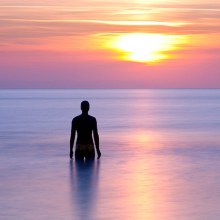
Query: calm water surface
0,89,220,220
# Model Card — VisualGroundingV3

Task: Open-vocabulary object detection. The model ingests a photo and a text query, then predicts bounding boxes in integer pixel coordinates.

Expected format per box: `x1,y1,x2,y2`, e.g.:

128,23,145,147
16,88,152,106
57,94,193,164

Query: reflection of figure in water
69,159,100,219
70,100,101,160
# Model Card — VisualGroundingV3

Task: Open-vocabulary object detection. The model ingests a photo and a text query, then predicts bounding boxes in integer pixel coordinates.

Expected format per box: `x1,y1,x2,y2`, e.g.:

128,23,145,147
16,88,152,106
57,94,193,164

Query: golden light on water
107,33,187,63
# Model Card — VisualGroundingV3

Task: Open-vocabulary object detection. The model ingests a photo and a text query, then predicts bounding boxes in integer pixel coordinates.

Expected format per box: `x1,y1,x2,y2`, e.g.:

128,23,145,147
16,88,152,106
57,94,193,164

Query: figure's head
81,100,90,113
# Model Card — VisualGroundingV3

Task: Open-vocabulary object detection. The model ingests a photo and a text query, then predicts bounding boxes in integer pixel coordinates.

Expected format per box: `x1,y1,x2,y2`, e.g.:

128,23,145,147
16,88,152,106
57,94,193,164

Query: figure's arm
93,119,101,159
70,119,76,159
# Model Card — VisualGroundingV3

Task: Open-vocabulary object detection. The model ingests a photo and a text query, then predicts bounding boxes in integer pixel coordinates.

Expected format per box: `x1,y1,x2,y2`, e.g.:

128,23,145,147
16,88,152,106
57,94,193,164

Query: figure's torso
73,114,96,145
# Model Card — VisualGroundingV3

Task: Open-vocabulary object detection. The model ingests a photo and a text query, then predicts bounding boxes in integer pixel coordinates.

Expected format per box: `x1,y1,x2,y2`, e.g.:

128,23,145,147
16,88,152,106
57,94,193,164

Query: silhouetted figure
70,101,101,160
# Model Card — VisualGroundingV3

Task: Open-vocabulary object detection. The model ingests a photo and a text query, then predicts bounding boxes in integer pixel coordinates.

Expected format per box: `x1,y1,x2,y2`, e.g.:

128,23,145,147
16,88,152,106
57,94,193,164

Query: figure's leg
85,150,95,161
75,150,84,161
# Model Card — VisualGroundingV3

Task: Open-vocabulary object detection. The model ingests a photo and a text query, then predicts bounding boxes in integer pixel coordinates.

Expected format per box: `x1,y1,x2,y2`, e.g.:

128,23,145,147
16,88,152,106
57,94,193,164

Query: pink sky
0,0,220,88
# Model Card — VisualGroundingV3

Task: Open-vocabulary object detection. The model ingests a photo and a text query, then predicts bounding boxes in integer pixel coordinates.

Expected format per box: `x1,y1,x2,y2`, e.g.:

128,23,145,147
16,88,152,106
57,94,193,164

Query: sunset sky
0,0,220,88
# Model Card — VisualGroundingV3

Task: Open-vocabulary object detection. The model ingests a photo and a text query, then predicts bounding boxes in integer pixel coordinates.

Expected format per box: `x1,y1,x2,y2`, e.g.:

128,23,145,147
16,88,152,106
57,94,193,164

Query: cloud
0,1,220,50
0,18,220,44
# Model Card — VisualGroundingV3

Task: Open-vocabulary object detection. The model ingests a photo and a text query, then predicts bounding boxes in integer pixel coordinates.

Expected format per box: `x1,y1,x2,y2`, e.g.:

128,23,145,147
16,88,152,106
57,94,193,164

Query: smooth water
0,89,220,220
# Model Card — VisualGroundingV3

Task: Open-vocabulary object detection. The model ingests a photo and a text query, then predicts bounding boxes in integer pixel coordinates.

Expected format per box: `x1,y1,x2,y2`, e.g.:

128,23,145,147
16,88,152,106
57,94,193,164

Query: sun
108,33,185,63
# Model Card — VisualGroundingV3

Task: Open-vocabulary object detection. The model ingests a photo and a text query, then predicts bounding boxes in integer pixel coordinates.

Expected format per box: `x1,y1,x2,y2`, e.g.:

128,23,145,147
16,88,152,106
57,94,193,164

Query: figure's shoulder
88,115,96,120
88,115,97,124
72,114,96,123
72,115,81,122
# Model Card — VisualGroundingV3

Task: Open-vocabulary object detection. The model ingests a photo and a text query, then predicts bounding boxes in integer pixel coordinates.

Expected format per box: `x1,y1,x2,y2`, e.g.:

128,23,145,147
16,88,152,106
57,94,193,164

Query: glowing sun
109,33,185,63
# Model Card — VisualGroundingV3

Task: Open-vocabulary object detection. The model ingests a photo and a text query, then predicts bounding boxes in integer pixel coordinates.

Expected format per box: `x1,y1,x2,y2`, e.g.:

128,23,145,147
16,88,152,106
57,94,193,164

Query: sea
0,89,220,220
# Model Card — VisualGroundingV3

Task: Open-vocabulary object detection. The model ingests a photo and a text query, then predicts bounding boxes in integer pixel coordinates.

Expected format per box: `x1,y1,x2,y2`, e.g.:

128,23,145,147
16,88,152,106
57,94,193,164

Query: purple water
0,89,220,219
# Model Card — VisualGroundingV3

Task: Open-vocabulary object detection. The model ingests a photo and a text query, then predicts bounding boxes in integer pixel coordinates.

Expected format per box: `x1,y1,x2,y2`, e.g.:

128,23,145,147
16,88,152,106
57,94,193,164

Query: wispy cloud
0,1,220,49
1,18,219,40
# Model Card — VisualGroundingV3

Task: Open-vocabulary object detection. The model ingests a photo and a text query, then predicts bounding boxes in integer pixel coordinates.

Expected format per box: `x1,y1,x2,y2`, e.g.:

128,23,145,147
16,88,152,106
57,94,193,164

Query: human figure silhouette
70,101,101,160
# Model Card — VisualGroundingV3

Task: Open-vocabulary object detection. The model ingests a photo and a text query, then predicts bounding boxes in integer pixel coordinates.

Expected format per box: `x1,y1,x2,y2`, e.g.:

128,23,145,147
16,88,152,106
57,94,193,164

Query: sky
0,0,220,88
